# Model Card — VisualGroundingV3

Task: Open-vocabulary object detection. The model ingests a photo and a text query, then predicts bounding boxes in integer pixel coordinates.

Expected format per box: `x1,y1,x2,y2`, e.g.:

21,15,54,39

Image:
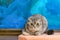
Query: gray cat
22,14,54,36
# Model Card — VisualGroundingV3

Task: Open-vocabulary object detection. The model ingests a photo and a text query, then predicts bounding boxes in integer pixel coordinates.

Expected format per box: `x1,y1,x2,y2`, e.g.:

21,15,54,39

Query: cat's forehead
30,17,40,21
28,15,42,21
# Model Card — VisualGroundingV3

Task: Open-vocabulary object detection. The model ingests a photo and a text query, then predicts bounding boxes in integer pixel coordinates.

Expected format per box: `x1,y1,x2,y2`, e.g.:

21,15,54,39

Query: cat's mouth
29,29,35,32
28,27,39,32
28,29,35,32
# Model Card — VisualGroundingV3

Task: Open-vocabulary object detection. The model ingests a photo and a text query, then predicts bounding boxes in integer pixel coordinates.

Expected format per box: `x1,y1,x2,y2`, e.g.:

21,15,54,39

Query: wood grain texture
0,29,60,36
0,29,22,36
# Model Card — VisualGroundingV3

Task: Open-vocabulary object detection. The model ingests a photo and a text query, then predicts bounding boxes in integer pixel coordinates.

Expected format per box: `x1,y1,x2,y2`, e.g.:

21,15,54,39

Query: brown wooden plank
0,29,22,36
0,29,60,36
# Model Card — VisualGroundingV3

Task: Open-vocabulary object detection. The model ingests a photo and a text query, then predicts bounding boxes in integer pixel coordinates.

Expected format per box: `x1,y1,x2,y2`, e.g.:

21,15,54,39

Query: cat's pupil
31,23,33,26
27,24,29,26
37,23,39,26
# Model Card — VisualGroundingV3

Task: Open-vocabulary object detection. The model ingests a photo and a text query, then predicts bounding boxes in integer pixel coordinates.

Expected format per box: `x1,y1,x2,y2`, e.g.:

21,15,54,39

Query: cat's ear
28,17,32,22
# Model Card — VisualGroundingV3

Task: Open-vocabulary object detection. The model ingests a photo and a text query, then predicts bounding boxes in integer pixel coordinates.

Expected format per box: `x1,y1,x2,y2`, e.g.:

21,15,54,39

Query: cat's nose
34,25,36,28
33,26,35,28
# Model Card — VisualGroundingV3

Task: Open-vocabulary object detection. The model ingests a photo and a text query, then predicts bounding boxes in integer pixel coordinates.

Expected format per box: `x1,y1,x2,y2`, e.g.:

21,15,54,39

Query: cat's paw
22,32,30,36
22,31,30,36
35,32,42,36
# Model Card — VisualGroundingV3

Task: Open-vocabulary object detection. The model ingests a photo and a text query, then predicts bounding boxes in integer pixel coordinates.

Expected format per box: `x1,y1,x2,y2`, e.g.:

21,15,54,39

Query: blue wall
0,0,60,30
0,0,32,29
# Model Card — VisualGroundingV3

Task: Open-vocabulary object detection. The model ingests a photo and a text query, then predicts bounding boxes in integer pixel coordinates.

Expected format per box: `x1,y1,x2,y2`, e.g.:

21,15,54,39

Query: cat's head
25,14,43,33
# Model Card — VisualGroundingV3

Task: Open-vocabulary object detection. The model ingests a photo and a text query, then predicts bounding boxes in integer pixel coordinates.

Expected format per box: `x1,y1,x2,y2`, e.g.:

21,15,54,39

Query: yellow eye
26,23,30,27
37,23,39,26
31,23,33,26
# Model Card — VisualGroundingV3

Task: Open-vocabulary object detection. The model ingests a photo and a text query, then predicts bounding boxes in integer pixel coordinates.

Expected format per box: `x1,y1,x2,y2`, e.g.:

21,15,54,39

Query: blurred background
0,0,60,30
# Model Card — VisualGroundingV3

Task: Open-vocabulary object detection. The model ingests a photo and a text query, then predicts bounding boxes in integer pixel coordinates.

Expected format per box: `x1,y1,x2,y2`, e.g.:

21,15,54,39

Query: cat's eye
31,23,33,26
37,23,39,26
27,24,29,26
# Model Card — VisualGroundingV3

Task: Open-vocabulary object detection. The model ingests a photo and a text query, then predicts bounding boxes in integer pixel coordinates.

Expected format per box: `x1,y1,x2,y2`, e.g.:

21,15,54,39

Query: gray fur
22,14,48,36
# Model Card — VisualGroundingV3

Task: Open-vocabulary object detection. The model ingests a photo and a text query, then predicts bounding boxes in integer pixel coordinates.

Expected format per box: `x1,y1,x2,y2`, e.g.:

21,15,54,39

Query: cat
22,14,54,36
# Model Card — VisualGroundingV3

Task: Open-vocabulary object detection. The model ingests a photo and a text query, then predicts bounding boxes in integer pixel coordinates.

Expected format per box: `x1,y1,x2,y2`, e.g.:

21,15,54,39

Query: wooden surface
0,29,22,36
0,36,18,40
0,29,21,40
0,29,60,36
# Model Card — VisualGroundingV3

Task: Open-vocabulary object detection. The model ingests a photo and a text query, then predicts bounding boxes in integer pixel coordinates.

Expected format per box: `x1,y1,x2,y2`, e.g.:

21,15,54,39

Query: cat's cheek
38,27,43,31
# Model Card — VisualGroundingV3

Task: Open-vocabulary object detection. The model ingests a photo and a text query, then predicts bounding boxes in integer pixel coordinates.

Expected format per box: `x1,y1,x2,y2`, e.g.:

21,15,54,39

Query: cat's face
26,16,43,33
